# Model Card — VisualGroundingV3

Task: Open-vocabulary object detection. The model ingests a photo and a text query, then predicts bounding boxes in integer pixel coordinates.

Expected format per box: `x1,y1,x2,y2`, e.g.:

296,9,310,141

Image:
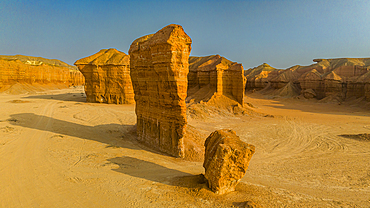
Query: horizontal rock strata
188,55,245,106
245,58,370,101
129,24,192,158
0,55,84,91
203,129,255,195
75,48,134,104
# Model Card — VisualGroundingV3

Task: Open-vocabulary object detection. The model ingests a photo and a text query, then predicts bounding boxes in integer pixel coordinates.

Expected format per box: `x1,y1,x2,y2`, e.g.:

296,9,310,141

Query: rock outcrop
129,24,192,158
244,63,283,91
188,55,245,106
203,129,255,195
245,58,370,101
74,48,134,104
0,55,84,93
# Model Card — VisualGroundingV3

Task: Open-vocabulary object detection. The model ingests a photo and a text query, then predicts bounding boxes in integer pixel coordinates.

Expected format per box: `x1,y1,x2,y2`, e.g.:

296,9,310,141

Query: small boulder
203,129,255,194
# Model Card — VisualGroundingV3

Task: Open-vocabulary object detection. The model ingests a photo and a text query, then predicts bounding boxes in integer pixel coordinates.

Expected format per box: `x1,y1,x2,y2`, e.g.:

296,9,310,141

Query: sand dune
0,87,369,207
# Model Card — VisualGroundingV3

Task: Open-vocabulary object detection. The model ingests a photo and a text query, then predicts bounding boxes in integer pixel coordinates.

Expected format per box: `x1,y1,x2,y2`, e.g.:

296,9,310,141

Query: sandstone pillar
129,24,192,158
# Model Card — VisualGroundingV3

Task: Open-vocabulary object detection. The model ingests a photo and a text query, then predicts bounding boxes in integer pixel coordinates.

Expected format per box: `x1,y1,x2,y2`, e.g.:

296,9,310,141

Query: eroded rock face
188,55,245,105
245,58,370,101
203,129,255,195
0,55,84,90
129,24,192,158
74,48,134,104
244,63,283,91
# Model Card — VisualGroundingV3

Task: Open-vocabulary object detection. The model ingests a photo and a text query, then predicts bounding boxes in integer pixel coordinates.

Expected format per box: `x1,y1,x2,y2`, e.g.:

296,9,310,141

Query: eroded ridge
0,55,84,89
129,24,192,158
244,58,370,101
74,48,134,104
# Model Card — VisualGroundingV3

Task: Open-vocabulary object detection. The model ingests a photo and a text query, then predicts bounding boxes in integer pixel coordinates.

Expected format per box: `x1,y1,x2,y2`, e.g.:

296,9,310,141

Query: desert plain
0,85,369,207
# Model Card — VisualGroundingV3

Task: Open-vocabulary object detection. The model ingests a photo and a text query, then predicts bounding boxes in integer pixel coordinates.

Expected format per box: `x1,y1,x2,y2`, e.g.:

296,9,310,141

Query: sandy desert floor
0,86,369,207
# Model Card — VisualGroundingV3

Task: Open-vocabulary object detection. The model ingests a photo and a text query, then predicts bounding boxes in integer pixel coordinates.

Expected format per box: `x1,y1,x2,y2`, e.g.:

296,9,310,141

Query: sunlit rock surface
203,129,255,195
0,55,84,91
245,58,370,101
129,24,192,158
188,55,245,106
74,48,134,104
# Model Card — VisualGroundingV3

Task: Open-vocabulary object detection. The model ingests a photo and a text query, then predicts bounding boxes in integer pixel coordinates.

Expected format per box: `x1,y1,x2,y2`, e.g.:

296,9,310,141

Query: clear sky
1,0,370,69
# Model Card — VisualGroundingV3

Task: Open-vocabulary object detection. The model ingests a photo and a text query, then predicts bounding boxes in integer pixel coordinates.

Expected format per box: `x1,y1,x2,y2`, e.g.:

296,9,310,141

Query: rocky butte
129,24,192,158
74,48,134,104
187,55,245,106
0,55,84,93
245,58,370,101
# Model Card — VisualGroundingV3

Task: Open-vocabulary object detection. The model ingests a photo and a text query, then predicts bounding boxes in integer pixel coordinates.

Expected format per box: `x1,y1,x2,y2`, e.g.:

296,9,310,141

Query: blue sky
1,0,369,69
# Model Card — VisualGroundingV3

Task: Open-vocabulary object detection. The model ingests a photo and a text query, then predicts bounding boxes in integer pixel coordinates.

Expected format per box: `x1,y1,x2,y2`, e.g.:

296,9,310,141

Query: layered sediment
245,58,370,101
0,55,84,92
129,24,192,158
74,48,134,104
188,55,245,106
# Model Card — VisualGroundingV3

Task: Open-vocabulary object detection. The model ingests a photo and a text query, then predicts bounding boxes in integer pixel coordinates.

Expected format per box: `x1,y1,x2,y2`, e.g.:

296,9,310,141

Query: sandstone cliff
0,55,84,94
187,55,245,106
245,58,370,101
74,48,134,104
129,24,192,158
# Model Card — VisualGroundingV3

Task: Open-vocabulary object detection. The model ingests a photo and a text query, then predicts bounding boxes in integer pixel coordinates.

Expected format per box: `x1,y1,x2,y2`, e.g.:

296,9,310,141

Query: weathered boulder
203,129,255,194
188,55,245,106
0,55,84,93
129,24,192,158
74,48,134,104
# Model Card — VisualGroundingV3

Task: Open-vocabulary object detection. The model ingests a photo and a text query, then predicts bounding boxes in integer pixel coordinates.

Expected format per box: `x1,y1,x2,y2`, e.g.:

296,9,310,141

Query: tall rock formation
203,129,255,195
245,58,370,101
74,48,134,104
129,24,192,158
188,55,245,106
0,55,84,93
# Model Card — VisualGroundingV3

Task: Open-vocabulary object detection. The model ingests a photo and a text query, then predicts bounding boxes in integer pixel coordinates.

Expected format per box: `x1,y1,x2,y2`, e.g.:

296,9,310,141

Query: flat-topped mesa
129,24,192,158
188,55,245,106
74,48,134,104
0,55,84,90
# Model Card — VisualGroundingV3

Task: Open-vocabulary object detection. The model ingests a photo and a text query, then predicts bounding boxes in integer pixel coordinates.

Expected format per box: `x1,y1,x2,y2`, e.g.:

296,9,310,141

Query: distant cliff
245,58,370,101
0,55,84,93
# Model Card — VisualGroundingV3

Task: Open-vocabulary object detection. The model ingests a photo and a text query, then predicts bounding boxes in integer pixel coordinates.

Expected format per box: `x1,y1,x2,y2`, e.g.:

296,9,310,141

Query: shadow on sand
9,113,142,151
8,113,203,186
107,156,205,188
339,133,370,142
22,92,87,102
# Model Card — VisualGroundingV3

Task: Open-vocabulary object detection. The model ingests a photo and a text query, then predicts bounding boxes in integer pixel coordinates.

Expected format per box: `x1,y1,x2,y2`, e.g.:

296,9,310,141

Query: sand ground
0,86,369,207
